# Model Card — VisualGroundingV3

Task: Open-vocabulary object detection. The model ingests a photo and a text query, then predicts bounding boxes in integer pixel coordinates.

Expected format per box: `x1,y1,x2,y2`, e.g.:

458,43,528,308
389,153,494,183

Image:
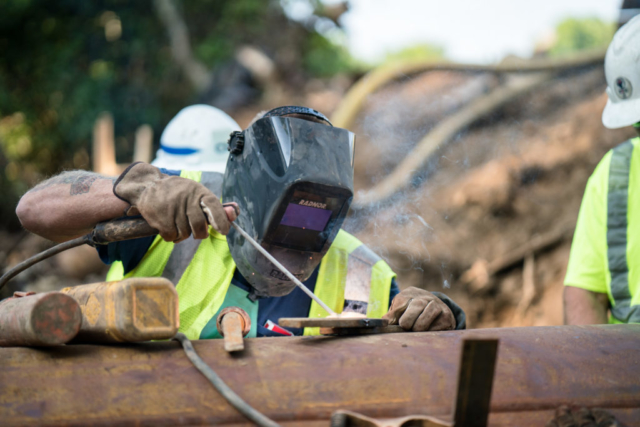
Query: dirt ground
2,65,636,329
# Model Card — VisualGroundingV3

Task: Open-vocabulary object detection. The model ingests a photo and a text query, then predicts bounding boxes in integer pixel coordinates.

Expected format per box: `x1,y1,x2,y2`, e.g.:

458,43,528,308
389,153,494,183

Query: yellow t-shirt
564,137,640,323
564,151,611,295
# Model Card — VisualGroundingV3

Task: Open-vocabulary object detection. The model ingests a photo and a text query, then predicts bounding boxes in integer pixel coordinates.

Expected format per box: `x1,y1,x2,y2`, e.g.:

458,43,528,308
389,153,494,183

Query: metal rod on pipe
230,222,337,316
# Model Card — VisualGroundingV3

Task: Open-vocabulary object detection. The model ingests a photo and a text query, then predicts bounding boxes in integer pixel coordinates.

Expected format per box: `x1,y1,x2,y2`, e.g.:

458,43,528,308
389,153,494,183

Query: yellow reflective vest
565,137,640,323
106,170,396,338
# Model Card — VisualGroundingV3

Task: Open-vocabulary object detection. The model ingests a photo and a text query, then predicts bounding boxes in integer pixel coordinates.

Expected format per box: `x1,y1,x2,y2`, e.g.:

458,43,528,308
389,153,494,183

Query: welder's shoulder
330,229,364,252
331,229,382,253
330,230,386,264
333,230,398,270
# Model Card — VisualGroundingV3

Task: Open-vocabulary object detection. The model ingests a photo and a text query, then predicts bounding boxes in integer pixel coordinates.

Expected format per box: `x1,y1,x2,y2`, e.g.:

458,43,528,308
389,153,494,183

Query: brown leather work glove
113,162,238,243
382,286,456,332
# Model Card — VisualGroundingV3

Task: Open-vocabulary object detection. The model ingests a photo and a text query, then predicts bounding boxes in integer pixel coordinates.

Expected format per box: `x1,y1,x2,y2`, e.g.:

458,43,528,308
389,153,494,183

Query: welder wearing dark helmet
15,106,466,339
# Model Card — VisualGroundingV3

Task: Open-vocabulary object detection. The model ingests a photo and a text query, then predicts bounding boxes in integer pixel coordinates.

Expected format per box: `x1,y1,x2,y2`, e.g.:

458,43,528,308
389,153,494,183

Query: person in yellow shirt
564,15,640,324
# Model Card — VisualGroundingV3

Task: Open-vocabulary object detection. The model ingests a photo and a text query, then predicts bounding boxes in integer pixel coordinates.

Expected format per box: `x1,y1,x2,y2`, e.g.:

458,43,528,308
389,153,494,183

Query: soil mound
346,67,636,328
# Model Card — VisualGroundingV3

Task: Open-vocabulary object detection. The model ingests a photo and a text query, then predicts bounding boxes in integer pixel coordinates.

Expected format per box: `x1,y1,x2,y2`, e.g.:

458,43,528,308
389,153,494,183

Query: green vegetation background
0,0,614,230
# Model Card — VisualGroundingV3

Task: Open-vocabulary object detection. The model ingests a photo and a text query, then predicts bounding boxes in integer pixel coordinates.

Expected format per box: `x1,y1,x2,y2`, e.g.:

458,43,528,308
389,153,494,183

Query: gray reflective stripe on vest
343,244,381,314
161,237,201,285
607,140,640,322
161,171,225,285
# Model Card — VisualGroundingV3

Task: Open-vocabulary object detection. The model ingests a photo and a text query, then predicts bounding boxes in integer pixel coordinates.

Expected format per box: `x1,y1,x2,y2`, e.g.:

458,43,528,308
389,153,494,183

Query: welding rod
230,222,337,316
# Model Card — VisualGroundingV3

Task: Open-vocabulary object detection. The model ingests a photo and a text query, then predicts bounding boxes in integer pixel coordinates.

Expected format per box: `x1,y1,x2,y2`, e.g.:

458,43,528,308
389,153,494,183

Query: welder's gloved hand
113,162,238,243
382,287,457,332
545,405,621,427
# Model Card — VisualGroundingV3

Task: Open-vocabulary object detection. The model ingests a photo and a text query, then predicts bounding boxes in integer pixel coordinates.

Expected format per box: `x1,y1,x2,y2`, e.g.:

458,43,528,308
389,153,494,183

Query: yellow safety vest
105,171,396,338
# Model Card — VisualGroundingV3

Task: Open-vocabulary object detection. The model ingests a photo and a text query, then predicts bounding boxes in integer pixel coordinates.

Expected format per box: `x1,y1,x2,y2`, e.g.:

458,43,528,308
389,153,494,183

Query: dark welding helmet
222,106,355,298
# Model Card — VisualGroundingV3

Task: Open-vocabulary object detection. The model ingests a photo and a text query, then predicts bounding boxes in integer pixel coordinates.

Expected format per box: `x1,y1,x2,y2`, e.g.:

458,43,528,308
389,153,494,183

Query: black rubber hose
172,333,281,427
0,235,91,291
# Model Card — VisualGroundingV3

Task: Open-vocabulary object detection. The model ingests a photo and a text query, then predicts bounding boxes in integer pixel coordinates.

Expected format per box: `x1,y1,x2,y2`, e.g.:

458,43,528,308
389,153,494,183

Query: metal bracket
331,338,499,427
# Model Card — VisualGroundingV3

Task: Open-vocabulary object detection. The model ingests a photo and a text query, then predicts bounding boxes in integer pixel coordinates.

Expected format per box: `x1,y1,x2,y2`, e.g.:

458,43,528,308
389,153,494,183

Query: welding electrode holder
0,217,158,292
89,217,159,245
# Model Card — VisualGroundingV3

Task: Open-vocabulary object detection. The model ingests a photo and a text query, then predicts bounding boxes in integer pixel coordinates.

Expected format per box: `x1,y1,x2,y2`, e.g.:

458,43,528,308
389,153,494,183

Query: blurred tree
549,17,615,56
0,0,355,230
302,31,355,77
0,1,190,228
383,43,444,64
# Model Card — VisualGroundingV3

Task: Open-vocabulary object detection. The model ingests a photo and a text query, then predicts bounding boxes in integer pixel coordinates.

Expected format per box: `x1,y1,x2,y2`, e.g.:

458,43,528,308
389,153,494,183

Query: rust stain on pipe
0,324,639,426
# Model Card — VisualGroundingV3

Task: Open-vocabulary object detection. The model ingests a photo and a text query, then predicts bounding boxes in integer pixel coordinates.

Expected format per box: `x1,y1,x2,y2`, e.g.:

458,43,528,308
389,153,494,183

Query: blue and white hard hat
152,105,241,172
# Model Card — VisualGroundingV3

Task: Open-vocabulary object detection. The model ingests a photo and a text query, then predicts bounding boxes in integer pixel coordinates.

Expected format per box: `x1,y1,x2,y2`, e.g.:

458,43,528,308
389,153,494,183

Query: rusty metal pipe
173,333,281,427
1,325,639,426
0,292,82,346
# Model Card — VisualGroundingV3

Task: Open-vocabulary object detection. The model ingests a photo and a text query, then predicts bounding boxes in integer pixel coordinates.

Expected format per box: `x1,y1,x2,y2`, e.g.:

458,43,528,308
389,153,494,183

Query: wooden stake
92,112,119,176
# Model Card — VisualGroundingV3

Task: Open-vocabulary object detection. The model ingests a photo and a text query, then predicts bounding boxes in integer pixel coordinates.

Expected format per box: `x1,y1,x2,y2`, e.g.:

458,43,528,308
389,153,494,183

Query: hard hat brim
602,96,640,129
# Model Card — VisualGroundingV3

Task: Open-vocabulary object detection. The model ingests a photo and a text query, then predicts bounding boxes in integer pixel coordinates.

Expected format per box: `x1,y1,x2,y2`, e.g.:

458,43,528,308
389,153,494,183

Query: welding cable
0,235,91,291
173,333,281,427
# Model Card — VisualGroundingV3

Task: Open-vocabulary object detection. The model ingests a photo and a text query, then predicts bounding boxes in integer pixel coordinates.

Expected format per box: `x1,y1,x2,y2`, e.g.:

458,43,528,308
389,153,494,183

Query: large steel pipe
0,324,639,426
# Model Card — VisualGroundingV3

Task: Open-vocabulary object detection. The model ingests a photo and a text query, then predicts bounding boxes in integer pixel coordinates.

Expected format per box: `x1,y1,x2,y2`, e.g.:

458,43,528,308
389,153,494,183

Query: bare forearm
563,286,609,325
16,171,128,242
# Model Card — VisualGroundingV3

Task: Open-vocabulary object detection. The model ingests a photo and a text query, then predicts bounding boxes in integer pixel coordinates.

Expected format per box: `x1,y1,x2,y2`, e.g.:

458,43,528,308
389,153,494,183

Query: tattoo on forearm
29,171,116,196
70,175,98,195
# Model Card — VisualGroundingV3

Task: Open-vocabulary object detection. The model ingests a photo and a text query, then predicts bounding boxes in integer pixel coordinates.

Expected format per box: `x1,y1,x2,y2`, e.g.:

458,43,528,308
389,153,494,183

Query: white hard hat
152,105,241,172
602,14,640,129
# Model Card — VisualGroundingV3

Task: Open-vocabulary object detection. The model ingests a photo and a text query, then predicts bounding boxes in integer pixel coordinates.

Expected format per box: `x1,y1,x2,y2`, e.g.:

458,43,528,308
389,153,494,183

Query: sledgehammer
0,291,82,346
0,278,179,347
